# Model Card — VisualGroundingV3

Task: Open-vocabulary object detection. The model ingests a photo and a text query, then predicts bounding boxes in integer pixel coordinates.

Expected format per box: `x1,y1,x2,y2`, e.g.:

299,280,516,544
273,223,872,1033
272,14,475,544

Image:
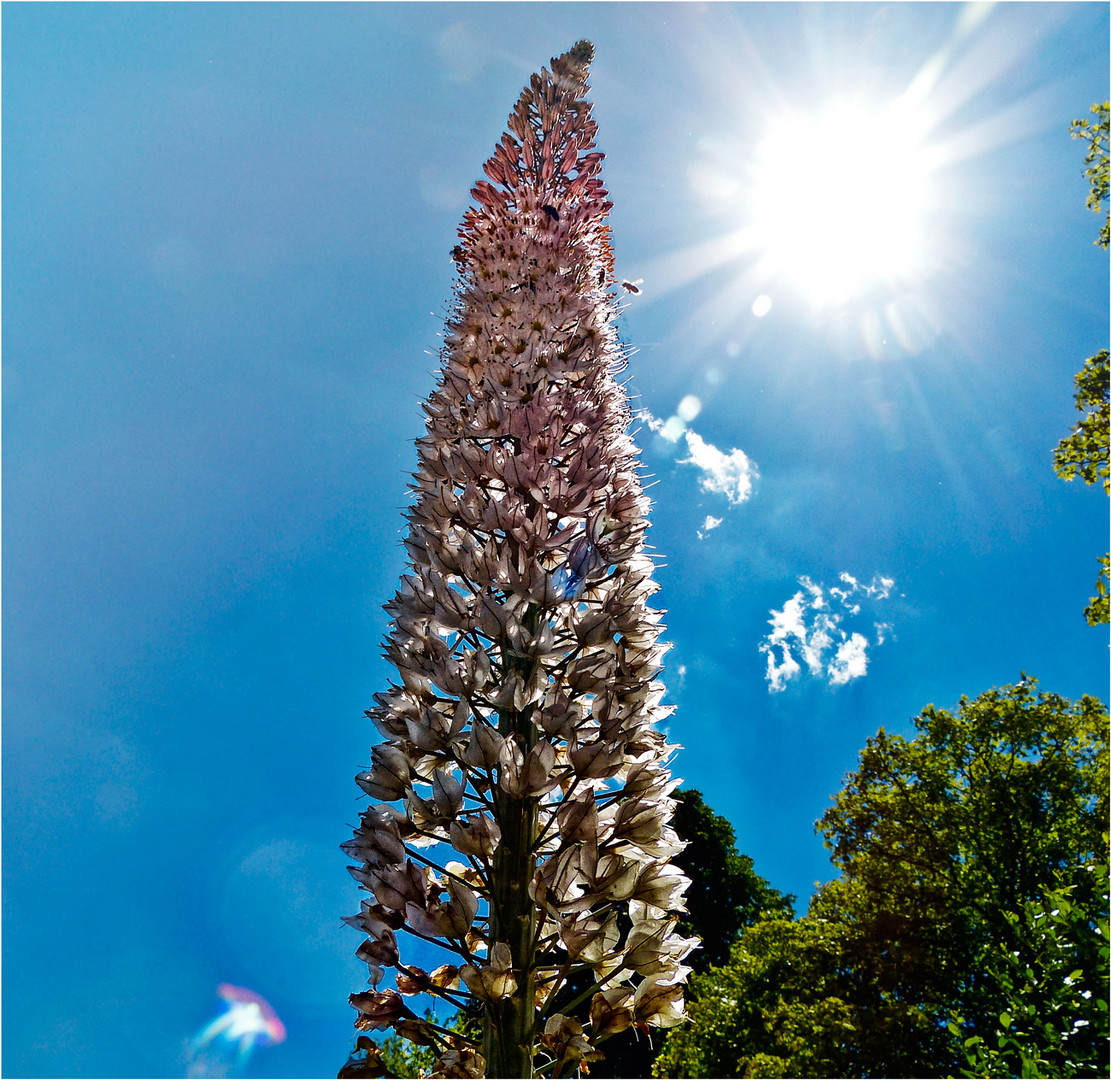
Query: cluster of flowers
344,42,694,1079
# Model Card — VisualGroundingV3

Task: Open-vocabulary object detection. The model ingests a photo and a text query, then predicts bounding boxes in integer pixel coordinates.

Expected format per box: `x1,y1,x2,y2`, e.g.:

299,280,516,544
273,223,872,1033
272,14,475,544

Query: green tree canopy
654,915,855,1079
655,681,1110,1079
816,679,1108,1076
949,857,1110,1079
1056,102,1110,625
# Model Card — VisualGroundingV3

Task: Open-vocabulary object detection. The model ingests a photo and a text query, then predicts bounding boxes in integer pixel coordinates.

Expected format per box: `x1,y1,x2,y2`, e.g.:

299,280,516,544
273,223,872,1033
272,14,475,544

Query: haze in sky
4,3,1108,1077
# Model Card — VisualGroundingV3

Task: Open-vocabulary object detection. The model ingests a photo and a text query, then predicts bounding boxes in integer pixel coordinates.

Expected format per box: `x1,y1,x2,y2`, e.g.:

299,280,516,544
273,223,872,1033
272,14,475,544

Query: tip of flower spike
550,40,594,86
567,40,595,66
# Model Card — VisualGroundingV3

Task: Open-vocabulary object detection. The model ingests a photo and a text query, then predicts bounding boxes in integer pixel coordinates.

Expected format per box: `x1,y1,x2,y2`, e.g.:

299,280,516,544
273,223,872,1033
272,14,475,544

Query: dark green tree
1056,102,1109,625
593,789,793,1078
671,788,795,971
655,681,1110,1078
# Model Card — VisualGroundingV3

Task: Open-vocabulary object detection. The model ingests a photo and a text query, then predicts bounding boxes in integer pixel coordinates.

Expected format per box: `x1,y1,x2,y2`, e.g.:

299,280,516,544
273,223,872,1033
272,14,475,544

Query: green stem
483,602,544,1078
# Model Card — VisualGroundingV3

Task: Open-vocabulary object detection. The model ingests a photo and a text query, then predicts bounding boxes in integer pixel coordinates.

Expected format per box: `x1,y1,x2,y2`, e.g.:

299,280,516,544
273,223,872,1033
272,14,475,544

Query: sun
749,99,936,306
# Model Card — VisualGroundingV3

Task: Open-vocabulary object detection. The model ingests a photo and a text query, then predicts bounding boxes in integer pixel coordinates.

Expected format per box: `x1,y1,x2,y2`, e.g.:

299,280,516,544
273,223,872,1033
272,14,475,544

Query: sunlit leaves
1056,102,1109,625
1054,349,1109,496
1084,554,1110,627
1070,101,1109,250
653,918,855,1079
948,859,1110,1079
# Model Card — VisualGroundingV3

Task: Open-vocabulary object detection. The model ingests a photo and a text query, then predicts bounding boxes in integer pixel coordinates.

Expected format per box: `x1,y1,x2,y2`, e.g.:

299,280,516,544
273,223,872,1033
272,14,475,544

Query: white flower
346,39,689,1077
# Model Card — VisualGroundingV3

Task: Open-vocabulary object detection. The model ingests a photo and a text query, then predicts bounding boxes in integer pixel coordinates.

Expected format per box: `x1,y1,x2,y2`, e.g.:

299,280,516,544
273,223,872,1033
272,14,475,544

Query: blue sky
4,3,1108,1077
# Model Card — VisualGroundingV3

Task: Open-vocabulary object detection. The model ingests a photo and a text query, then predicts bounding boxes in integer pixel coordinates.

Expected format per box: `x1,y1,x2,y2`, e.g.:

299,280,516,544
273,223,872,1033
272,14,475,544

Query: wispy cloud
759,573,895,692
637,409,757,510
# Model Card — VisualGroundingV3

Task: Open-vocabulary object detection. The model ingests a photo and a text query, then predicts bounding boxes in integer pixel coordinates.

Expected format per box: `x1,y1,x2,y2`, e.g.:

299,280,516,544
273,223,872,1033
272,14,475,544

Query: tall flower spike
343,41,693,1080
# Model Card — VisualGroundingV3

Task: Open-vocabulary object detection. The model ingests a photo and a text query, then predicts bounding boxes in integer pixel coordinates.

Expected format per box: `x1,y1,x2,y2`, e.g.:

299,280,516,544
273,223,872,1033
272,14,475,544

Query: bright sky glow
750,100,936,305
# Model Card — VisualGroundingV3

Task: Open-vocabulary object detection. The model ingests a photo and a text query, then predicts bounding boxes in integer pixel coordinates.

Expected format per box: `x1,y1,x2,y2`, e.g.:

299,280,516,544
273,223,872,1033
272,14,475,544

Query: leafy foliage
1070,101,1109,250
817,679,1108,1075
949,857,1110,1079
343,1012,479,1079
1053,347,1109,626
1057,102,1109,625
654,680,1110,1079
1084,554,1110,626
653,916,855,1079
1054,349,1110,496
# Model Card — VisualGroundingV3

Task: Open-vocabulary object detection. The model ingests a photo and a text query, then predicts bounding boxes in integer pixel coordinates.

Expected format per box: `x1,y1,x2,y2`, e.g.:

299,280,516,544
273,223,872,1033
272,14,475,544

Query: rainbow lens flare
185,984,285,1078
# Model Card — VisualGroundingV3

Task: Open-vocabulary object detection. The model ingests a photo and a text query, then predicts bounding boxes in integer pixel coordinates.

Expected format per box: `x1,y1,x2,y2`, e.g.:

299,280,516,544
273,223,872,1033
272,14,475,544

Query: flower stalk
343,40,694,1079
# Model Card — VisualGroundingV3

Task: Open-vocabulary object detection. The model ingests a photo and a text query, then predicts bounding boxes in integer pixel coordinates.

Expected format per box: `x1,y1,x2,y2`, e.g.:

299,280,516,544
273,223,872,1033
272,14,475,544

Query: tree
1056,102,1109,625
816,678,1108,1077
1054,347,1109,625
1070,101,1109,250
653,916,856,1079
949,857,1110,1079
655,680,1110,1078
1054,351,1110,496
670,789,795,972
592,789,793,1078
344,1011,480,1080
341,42,693,1079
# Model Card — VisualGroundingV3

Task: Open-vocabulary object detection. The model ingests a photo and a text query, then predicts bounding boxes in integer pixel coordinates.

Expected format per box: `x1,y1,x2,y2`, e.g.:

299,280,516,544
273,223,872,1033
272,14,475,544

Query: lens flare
185,984,286,1078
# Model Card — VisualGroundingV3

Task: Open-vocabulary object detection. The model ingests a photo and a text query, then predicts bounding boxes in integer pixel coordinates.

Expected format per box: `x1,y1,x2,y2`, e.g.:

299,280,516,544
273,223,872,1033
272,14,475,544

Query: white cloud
831,572,893,606
828,632,870,685
636,410,757,532
696,514,723,540
679,429,756,505
758,573,896,692
764,642,801,693
637,408,685,442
